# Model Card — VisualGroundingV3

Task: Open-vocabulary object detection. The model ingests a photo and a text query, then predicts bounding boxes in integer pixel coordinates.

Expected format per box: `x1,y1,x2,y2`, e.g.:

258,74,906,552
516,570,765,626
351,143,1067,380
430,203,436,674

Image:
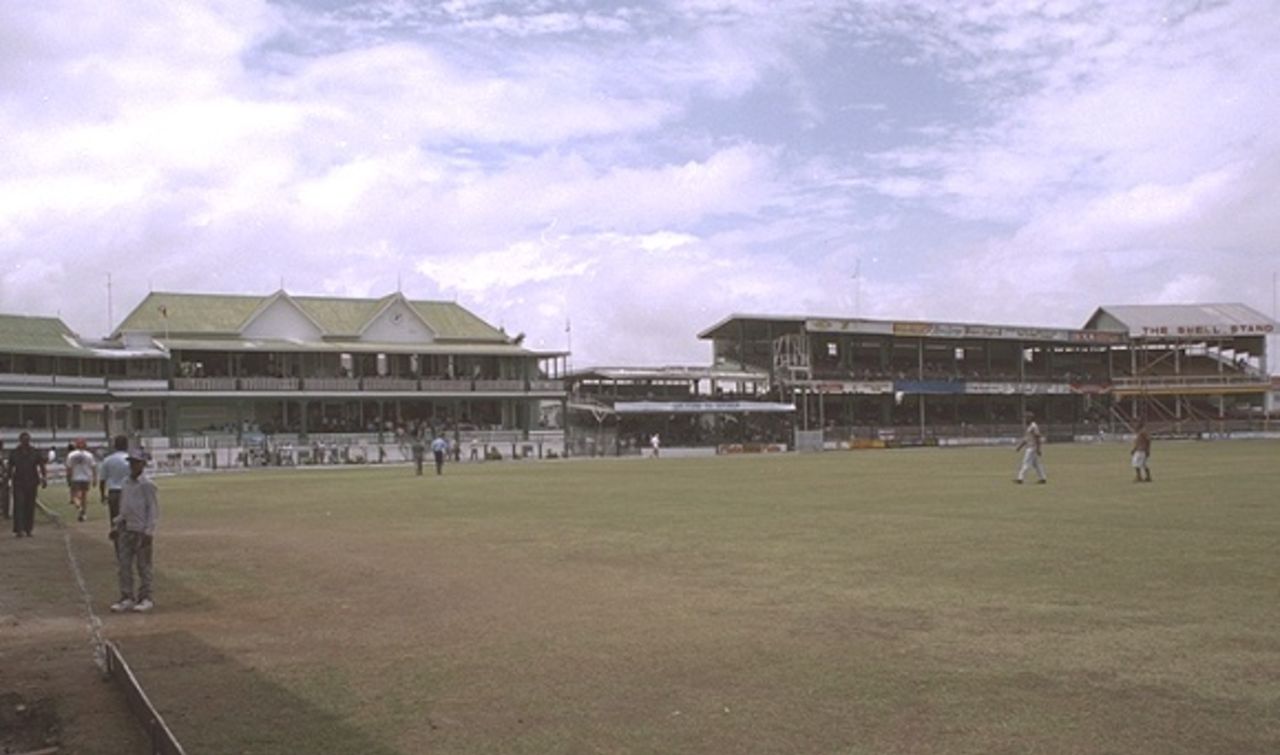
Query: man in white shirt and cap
111,451,160,614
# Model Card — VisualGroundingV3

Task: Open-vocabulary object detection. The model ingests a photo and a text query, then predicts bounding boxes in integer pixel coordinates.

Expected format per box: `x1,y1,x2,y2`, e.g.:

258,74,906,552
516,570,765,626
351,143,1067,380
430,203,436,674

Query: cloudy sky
2,0,1277,367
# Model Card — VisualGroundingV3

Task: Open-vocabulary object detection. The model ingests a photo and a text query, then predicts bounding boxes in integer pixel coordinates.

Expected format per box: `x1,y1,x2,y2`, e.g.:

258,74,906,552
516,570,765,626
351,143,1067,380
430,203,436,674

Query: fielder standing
1014,412,1047,484
1131,422,1153,483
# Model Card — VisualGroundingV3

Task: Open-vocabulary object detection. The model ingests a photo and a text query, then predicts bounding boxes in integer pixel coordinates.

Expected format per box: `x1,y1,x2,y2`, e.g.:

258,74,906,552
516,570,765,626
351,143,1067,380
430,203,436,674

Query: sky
1,0,1278,368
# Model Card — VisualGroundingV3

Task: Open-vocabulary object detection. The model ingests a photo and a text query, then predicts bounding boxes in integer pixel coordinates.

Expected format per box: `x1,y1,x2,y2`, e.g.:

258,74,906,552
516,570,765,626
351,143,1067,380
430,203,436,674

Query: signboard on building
812,380,894,394
964,382,1072,395
614,401,795,414
806,318,1124,344
1138,323,1275,338
894,380,965,395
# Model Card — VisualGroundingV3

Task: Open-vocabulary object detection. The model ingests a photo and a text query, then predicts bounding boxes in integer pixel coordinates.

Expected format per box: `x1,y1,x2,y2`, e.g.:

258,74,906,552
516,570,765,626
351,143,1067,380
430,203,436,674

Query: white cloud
1,0,1277,370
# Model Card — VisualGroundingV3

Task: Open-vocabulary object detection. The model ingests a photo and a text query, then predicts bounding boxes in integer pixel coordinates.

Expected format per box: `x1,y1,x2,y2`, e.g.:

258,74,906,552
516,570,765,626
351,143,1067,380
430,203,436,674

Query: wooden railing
174,377,238,391
0,373,567,394
1111,374,1267,389
240,377,300,391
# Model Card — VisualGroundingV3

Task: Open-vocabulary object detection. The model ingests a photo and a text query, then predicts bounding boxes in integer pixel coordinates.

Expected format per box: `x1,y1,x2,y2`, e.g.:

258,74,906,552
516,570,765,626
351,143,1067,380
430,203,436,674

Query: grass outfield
67,441,1280,753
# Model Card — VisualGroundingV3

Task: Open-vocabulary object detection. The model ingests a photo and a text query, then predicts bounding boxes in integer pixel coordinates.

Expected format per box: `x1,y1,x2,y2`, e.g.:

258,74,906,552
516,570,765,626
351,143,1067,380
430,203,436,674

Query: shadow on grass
116,631,400,755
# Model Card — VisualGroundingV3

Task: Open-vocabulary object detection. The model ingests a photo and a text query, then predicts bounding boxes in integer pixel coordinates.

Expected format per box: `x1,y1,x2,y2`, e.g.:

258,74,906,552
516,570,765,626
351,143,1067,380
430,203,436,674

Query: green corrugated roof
159,337,547,356
115,292,265,335
292,296,384,335
410,300,507,341
0,314,89,356
113,291,510,343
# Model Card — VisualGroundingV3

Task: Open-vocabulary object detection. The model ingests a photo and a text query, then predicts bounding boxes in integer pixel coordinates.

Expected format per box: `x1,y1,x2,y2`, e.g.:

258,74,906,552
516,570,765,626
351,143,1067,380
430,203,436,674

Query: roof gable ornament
241,290,327,341
359,292,437,344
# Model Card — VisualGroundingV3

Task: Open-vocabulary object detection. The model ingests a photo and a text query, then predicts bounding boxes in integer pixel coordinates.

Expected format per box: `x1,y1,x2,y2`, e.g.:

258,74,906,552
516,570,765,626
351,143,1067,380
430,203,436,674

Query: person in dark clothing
0,440,10,520
8,432,48,537
412,433,426,476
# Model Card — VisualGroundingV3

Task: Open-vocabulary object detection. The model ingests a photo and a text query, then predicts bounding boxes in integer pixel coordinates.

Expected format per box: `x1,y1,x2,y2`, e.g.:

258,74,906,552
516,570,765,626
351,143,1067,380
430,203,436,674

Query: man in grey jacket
111,453,159,614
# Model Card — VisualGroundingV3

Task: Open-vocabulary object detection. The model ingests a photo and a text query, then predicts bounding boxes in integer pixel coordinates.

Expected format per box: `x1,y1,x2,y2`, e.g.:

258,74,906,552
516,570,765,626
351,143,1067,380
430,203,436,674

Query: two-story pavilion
0,290,567,442
564,365,790,455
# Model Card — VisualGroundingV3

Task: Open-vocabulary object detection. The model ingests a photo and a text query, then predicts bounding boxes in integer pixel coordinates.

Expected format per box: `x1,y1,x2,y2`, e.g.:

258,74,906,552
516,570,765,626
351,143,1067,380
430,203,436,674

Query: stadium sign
812,380,894,394
965,382,1072,395
614,401,795,414
894,380,965,395
806,319,1124,344
1138,323,1275,338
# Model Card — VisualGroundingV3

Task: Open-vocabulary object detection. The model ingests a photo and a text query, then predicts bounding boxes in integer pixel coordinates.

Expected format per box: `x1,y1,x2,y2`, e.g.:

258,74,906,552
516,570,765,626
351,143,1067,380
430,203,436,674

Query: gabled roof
242,290,328,336
291,296,386,336
1085,303,1277,338
697,314,808,340
357,293,436,337
0,314,88,356
113,291,511,343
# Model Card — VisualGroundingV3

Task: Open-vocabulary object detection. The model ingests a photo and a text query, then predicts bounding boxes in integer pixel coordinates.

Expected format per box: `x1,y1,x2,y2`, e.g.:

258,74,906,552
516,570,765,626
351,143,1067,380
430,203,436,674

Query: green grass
72,441,1280,754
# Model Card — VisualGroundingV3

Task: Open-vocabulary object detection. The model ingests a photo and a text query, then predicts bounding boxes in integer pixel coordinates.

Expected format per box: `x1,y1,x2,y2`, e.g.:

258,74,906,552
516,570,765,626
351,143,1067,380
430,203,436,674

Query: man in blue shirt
431,435,448,475
99,435,131,544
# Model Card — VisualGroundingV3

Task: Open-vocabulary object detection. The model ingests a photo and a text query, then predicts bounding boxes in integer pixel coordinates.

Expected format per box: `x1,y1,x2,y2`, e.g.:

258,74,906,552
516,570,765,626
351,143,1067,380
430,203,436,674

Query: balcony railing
241,377,300,391
474,379,525,392
0,373,568,395
1,373,56,386
363,377,418,391
303,377,360,391
1112,374,1267,389
107,378,170,391
174,377,238,391
420,379,474,392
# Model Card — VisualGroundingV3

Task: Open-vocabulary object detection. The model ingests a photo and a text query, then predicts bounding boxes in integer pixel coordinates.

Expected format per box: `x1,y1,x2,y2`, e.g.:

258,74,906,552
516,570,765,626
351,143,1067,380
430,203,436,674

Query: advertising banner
894,380,966,395
964,382,1072,395
614,401,795,414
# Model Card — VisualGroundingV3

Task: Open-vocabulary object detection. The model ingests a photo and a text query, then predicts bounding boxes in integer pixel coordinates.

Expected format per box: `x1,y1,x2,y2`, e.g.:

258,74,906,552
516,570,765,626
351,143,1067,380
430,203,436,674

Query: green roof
114,291,510,343
159,338,550,356
410,300,508,341
292,296,384,336
0,314,89,356
115,292,264,335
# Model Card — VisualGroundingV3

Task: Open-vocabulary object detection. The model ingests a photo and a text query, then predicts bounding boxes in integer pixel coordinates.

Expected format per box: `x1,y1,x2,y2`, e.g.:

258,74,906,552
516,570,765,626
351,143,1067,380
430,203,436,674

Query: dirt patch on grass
0,690,61,752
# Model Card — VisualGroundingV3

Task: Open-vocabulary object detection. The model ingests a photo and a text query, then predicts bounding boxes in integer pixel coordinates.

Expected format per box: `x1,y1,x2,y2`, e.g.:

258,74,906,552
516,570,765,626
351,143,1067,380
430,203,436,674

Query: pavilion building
0,290,567,446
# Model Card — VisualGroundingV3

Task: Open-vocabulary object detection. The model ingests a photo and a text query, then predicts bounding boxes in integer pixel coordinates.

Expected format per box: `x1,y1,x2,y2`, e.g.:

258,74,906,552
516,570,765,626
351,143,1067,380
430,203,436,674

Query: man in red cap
65,437,97,523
